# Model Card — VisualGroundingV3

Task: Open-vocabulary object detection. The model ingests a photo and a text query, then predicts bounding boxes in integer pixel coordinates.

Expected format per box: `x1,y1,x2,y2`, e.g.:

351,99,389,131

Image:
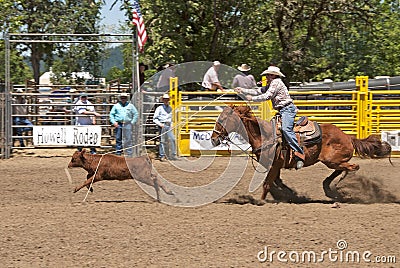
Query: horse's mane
230,105,258,122
230,105,274,139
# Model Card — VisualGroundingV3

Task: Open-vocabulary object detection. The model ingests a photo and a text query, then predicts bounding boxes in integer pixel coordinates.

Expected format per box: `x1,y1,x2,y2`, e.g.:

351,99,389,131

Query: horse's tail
351,135,393,164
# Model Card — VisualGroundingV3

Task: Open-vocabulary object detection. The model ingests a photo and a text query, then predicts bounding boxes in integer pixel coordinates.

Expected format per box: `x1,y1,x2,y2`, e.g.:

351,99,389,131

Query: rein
215,113,273,174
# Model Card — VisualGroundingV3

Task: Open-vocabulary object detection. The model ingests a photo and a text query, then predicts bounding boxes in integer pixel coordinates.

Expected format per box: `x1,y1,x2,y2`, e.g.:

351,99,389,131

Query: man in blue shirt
109,93,138,157
153,93,178,161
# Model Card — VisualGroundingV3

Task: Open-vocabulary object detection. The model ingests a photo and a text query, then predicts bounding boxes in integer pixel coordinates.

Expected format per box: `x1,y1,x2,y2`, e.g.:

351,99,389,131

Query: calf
68,149,174,201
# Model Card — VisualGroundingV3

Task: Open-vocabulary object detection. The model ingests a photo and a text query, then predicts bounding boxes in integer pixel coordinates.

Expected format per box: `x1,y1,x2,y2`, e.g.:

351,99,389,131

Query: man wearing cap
235,65,305,169
202,61,224,91
153,93,178,161
109,93,138,157
73,93,101,154
12,89,33,147
232,64,257,89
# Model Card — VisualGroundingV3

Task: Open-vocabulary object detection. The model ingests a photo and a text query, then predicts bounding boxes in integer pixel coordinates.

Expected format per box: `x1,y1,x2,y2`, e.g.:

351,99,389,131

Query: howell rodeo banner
190,130,251,151
33,126,101,146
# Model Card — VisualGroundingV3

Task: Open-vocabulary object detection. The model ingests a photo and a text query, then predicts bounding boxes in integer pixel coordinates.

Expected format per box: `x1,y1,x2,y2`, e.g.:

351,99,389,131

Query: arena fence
0,93,5,158
2,76,400,158
169,76,400,157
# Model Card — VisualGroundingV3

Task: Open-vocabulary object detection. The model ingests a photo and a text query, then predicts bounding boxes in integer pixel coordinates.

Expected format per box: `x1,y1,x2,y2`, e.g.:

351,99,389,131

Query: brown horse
211,105,392,201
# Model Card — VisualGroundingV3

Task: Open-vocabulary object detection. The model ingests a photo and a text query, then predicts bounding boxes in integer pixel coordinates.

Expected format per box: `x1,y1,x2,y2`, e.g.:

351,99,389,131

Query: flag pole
132,29,140,157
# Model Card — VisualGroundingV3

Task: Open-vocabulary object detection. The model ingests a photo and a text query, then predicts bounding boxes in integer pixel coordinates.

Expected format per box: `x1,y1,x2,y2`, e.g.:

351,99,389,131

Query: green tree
133,0,400,83
4,0,102,84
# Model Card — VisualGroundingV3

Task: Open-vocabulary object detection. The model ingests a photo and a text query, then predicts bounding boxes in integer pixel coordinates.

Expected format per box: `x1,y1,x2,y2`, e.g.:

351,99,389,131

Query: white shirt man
202,61,223,91
73,94,100,126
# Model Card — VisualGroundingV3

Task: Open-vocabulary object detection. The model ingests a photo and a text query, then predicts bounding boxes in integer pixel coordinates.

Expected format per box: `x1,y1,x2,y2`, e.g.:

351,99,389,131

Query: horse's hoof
166,190,174,195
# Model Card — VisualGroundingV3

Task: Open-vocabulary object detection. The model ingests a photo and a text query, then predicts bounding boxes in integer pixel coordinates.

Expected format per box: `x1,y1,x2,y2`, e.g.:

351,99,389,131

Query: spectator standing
139,63,148,86
153,93,178,161
12,89,33,147
109,93,139,157
73,93,101,154
235,66,305,169
232,63,257,89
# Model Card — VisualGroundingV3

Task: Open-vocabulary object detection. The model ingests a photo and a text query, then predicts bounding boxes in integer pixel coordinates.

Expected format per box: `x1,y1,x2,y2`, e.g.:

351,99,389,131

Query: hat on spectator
260,66,285,77
119,92,130,99
161,93,170,100
16,89,23,93
213,61,221,66
238,64,251,72
69,88,77,93
80,92,88,97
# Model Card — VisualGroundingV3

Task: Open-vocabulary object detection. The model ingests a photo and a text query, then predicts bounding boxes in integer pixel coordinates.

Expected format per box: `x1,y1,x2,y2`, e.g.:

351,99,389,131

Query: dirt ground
0,149,399,267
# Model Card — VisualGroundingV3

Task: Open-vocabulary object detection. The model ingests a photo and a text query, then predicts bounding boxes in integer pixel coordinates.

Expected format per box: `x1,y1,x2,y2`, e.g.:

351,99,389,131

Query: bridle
212,108,235,144
212,108,270,173
212,120,231,146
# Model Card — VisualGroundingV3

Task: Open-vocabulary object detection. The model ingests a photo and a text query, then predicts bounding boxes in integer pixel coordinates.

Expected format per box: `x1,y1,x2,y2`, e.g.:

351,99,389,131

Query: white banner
33,126,101,146
190,130,251,151
381,131,400,151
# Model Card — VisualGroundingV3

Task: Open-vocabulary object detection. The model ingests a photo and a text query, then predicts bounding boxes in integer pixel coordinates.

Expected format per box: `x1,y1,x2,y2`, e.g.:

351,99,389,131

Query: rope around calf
80,93,235,202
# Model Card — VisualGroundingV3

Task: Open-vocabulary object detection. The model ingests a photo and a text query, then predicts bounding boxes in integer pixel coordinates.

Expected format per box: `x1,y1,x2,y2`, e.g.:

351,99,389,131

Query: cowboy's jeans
115,122,133,157
280,104,304,156
159,124,176,158
14,117,33,146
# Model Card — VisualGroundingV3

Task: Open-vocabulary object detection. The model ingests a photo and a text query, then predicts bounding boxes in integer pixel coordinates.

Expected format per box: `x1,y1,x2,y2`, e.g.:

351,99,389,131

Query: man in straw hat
109,93,138,157
235,65,305,169
72,92,101,154
153,93,178,161
232,63,257,89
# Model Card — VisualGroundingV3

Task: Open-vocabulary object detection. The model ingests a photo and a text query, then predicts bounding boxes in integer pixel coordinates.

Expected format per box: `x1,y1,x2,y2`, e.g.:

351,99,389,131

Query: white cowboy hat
119,92,130,99
213,61,221,66
16,89,24,93
162,93,170,99
260,66,285,77
238,64,251,72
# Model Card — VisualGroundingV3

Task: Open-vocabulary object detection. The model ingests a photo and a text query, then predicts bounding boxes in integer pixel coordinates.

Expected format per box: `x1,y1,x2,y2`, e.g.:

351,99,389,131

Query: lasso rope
80,93,233,201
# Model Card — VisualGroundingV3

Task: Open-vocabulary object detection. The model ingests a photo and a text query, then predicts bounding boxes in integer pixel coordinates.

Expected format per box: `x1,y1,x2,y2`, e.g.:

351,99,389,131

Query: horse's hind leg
323,170,342,199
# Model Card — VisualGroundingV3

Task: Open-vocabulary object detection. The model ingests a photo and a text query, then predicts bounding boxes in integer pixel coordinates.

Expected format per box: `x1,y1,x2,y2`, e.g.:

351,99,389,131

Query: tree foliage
138,0,400,82
1,0,102,84
1,0,400,85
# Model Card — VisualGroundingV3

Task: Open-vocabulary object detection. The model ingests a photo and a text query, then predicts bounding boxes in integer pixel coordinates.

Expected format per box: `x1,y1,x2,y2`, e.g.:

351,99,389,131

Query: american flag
132,0,147,52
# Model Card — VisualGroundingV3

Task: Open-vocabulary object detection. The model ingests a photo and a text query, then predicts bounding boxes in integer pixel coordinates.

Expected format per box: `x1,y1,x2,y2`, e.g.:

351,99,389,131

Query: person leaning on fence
12,89,33,147
153,93,178,161
235,65,305,169
109,93,138,157
73,93,101,154
232,63,257,89
202,61,224,91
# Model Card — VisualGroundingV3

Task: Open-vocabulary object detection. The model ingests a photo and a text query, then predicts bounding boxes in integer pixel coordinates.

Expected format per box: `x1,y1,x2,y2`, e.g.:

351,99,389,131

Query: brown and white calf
68,149,173,201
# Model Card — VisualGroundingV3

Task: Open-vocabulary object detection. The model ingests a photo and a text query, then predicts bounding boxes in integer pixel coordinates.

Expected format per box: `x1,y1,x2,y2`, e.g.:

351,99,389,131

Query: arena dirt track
0,149,399,267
